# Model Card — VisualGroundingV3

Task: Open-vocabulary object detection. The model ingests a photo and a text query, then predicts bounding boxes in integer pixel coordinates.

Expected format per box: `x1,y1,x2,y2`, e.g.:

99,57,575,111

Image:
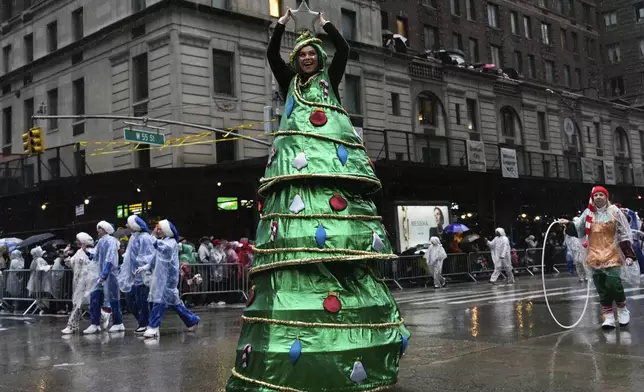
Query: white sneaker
143,327,159,338
617,307,631,326
83,325,101,334
602,312,616,329
61,326,76,335
134,327,147,335
108,324,125,333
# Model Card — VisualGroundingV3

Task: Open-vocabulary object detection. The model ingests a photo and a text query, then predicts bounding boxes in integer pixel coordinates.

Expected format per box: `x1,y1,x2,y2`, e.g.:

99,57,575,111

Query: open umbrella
113,228,132,238
444,223,470,233
0,238,22,252
43,239,69,249
17,233,55,250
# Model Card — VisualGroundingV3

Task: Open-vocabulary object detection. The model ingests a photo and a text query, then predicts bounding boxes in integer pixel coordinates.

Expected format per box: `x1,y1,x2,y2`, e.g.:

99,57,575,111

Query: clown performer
61,233,98,334
117,215,155,334
559,186,636,329
83,221,123,334
564,217,588,282
135,219,200,338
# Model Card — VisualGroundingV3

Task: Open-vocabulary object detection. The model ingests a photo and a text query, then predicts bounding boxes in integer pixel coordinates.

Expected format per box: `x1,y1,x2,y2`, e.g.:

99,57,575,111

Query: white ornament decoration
372,232,385,252
350,360,367,383
289,194,305,214
292,151,308,170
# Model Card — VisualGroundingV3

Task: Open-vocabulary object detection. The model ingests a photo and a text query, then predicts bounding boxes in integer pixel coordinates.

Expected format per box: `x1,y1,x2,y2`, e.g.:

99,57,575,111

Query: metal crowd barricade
394,255,430,284
442,252,476,282
179,263,249,301
373,258,402,290
2,269,74,315
0,271,9,311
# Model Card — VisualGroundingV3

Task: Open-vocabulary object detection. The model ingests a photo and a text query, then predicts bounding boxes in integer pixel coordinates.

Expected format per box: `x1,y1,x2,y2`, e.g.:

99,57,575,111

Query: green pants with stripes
592,267,626,306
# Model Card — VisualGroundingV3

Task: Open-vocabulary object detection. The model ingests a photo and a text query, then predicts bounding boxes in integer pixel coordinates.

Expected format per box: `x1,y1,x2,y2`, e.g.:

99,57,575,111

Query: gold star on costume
291,0,319,33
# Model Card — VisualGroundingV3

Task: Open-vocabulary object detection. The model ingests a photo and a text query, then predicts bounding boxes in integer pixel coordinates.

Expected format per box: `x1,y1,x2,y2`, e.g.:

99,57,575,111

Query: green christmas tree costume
226,30,409,392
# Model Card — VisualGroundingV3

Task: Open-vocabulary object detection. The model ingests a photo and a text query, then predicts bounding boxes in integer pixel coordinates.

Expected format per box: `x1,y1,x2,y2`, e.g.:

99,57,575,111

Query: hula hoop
541,221,592,329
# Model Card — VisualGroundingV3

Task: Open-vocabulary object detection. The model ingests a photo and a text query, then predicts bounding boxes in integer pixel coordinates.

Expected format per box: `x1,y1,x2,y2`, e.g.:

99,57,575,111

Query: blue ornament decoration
401,334,408,356
315,224,327,248
289,338,302,365
337,144,348,166
286,96,295,118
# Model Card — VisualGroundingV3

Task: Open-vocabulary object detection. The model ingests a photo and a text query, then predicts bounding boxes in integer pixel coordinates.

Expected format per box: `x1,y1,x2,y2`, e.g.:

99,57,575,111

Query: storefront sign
581,158,595,183
604,161,616,185
466,140,486,172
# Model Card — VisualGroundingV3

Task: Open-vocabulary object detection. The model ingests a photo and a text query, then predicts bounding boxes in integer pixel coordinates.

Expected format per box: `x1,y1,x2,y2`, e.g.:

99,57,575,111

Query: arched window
417,93,437,126
500,106,517,138
615,127,630,158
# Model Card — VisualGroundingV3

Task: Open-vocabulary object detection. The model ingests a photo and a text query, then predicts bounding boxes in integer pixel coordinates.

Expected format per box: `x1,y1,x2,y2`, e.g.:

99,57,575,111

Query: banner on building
603,161,616,185
466,140,486,172
75,204,85,217
500,148,519,178
634,164,644,187
581,158,595,183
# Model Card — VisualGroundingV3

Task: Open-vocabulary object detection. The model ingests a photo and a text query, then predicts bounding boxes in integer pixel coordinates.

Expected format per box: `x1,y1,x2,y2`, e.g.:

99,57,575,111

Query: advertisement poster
500,148,519,178
396,205,450,252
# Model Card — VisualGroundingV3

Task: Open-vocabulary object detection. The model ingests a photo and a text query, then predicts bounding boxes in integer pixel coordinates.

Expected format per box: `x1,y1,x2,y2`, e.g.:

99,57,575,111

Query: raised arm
268,11,297,98
322,21,350,95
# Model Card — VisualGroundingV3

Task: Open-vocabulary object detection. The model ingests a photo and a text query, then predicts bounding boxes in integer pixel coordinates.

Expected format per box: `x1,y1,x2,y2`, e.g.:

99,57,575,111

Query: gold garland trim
260,213,382,221
258,173,381,197
270,130,366,150
242,316,404,329
293,76,349,116
253,247,385,256
249,253,397,274
230,368,396,392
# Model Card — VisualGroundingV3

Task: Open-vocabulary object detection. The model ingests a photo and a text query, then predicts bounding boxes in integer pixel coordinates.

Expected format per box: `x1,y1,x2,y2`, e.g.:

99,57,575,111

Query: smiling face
593,191,608,208
297,45,319,75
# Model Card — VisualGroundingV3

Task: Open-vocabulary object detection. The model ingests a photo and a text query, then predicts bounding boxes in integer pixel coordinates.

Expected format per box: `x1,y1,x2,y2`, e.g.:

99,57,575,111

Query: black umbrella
17,233,56,249
113,228,132,238
43,239,69,249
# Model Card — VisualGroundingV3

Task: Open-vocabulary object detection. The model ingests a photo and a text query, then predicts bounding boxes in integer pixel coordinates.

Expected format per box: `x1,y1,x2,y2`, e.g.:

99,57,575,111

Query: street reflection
470,306,479,337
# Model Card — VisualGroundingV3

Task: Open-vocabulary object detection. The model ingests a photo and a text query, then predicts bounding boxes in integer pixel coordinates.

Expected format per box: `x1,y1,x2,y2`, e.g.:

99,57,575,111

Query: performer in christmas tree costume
226,8,409,392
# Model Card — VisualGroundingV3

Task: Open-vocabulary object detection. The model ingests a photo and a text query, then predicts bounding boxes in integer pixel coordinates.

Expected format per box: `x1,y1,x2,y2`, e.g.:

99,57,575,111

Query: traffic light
22,127,45,155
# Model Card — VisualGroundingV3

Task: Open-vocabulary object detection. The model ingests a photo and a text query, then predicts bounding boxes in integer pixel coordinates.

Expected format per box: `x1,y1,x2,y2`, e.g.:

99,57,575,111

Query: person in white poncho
62,232,98,334
27,246,51,296
425,236,447,289
487,228,515,285
5,250,25,299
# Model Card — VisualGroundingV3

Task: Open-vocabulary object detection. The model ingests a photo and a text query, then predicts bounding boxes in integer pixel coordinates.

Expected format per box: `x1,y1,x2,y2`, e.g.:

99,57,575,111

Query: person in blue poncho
117,215,155,334
136,219,200,338
84,221,123,334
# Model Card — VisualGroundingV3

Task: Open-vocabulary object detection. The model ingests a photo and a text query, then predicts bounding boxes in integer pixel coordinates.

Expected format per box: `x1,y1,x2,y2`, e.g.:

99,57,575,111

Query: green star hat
289,29,328,72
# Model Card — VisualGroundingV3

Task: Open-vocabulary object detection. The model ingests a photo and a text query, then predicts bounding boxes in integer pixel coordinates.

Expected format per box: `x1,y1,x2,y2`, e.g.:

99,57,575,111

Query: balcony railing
362,128,633,185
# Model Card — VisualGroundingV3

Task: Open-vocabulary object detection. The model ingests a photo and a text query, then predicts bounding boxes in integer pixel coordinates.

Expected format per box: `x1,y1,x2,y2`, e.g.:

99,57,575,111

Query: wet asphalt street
2,275,644,391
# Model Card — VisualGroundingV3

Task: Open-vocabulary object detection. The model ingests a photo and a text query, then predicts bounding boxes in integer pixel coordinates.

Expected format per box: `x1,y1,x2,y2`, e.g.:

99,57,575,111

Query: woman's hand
278,8,292,25
319,12,328,27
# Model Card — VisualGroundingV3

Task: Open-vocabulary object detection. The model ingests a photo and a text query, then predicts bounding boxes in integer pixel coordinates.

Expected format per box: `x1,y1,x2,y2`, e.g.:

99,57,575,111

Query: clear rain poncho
66,247,98,307
5,250,25,297
93,234,121,302
487,228,511,265
148,237,182,306
564,234,586,265
117,231,155,293
49,256,66,299
26,247,51,295
573,204,633,266
425,236,447,265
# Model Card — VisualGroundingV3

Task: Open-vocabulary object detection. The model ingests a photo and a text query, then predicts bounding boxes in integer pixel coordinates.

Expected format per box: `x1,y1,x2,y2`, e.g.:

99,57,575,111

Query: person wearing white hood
117,215,155,334
84,221,123,334
62,232,98,334
487,228,515,285
136,219,200,338
6,250,25,299
426,236,447,289
27,246,51,296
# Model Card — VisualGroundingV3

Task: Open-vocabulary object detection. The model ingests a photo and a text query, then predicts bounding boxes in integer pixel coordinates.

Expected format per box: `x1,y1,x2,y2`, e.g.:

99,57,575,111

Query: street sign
75,204,84,217
123,128,166,146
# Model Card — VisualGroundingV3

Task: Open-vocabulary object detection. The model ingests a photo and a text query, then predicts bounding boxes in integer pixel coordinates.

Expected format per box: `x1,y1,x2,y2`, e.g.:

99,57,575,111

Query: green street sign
123,128,166,146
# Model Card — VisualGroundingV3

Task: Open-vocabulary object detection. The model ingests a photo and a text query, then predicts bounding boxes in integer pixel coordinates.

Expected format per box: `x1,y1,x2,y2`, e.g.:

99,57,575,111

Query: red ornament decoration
267,146,277,167
309,108,328,127
246,285,256,307
323,292,342,313
329,193,348,211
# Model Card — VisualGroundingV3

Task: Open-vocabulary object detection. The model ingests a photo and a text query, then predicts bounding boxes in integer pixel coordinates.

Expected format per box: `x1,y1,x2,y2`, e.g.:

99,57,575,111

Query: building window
215,132,235,163
424,25,439,50
540,22,551,45
451,0,461,16
132,0,146,12
391,93,400,116
24,34,33,64
539,0,546,7
615,128,630,157
452,32,463,50
501,107,516,137
583,3,592,25
466,0,475,20
468,38,479,62
466,98,478,131
421,0,437,7
560,29,567,50
544,60,555,82
73,78,85,136
594,122,602,148
2,45,10,74
564,0,575,17
510,11,519,34
2,0,12,21
380,11,388,30
490,45,502,67
396,16,408,38
212,50,234,96
563,65,571,87
72,8,83,42
47,21,58,52
454,103,461,125
537,111,547,141
571,32,578,52
574,68,582,88
487,3,499,27
608,76,625,97
24,98,33,129
513,51,522,73
269,0,281,18
418,96,436,126
523,16,532,39
132,53,149,103
344,75,361,115
636,3,644,23
341,9,357,41
2,106,11,148
586,37,595,58
607,43,621,63
47,88,58,131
